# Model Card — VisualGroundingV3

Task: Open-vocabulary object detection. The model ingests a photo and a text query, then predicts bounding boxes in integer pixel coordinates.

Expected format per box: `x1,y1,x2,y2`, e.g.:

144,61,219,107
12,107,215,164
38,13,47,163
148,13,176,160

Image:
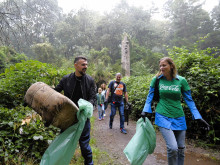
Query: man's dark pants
79,118,93,165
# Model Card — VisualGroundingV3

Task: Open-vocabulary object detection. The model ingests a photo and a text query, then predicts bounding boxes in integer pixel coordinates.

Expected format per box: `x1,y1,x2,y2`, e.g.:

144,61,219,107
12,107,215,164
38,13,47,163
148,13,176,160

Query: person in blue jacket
141,57,209,165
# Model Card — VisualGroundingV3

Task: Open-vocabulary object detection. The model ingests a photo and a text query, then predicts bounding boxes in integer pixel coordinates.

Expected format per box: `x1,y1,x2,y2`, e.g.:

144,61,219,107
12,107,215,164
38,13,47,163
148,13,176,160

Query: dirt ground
93,107,220,165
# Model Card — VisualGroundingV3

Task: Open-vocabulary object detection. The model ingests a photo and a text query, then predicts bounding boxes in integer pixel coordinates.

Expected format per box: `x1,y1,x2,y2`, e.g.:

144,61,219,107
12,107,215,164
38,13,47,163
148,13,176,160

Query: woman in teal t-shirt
141,57,210,165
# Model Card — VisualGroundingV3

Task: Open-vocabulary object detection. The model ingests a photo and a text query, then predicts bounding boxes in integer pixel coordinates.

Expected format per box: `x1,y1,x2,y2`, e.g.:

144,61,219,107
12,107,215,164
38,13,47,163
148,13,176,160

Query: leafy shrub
0,106,59,164
31,42,56,64
0,60,69,108
0,59,75,164
123,74,154,120
0,46,27,73
130,39,163,74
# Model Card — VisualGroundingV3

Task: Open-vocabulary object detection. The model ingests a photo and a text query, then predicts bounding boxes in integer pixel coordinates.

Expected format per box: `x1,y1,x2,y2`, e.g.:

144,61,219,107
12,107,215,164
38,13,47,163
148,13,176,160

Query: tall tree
164,0,213,47
0,0,62,53
211,1,220,30
24,0,62,44
199,2,220,52
54,8,98,59
94,0,157,62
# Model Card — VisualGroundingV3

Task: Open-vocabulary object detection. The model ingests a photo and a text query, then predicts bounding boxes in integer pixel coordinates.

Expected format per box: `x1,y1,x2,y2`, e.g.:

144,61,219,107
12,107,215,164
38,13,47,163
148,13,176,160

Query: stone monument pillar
121,36,130,77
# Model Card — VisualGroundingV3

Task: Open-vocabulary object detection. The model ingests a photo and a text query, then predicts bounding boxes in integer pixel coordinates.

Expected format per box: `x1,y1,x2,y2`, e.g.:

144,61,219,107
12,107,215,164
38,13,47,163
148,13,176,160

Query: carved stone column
121,36,130,77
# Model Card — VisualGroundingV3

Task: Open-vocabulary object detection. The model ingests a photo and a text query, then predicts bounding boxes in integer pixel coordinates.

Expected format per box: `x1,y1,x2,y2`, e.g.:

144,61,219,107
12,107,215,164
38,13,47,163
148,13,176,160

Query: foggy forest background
0,0,219,164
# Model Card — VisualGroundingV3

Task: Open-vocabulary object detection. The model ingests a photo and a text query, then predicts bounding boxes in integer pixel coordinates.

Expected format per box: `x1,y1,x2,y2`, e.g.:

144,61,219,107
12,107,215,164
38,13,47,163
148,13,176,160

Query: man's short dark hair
74,56,87,64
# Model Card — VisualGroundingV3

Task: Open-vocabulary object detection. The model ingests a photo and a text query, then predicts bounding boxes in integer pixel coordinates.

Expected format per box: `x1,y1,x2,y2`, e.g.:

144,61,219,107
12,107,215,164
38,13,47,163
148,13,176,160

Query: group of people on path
54,56,210,165
96,73,130,134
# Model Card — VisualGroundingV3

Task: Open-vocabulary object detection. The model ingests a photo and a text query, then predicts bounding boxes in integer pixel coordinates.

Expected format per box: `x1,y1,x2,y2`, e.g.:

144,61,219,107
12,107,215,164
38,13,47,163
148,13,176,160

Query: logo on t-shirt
114,83,124,96
160,84,180,91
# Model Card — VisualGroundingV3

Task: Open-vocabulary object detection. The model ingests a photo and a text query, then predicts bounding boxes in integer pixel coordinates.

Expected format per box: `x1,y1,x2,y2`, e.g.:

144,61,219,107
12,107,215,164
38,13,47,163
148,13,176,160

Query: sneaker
102,117,104,120
98,118,101,121
120,128,127,134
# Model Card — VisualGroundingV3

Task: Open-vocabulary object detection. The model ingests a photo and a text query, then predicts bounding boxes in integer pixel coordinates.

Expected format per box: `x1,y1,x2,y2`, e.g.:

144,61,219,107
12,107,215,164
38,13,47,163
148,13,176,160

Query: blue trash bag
40,99,93,165
123,117,156,165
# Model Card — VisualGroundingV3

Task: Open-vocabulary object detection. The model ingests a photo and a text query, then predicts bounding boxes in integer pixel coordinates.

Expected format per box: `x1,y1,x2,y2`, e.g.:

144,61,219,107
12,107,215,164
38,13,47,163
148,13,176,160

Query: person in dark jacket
54,56,96,165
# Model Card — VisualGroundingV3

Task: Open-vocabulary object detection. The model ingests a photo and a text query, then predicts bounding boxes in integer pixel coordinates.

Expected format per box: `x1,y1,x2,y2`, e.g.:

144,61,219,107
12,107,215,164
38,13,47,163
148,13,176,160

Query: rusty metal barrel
24,82,78,131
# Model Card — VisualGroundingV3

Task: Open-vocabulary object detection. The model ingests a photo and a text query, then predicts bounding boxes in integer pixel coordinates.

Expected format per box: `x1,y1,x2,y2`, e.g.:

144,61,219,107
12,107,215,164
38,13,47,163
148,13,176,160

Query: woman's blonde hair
156,57,177,78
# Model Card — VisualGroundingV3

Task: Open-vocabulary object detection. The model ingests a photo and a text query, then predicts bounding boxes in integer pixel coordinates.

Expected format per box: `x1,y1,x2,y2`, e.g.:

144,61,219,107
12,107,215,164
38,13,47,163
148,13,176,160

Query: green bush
0,106,59,164
123,74,154,120
31,43,56,64
0,46,27,73
0,59,75,164
0,60,69,108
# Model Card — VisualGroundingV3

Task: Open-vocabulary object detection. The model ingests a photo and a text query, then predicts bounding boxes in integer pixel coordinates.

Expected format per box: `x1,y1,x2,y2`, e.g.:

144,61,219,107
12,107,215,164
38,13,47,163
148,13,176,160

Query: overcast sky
57,0,219,19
